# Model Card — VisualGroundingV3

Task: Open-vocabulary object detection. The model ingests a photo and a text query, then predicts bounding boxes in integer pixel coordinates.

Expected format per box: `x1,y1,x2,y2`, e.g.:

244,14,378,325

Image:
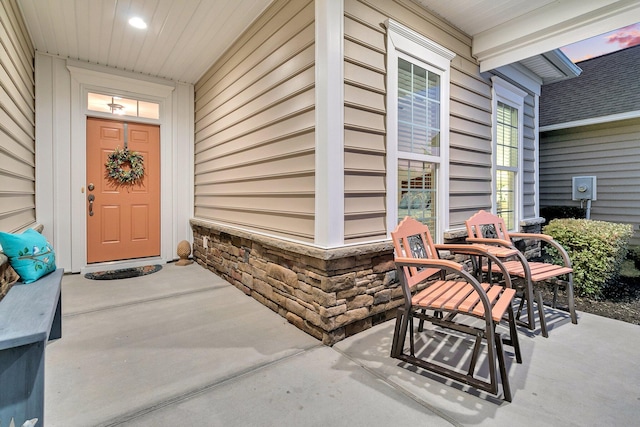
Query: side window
386,20,455,240
397,57,440,232
492,77,526,230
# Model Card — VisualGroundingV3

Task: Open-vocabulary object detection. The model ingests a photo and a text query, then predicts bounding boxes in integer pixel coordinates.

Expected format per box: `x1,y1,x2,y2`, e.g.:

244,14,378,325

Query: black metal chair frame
465,210,577,338
391,217,522,402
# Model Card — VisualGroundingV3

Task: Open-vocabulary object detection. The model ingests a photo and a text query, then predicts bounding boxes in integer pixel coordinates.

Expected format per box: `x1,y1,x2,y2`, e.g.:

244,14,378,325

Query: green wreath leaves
105,147,144,185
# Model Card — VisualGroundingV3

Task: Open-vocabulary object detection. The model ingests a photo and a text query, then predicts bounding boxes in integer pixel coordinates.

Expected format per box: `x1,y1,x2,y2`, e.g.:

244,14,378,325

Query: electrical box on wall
572,176,597,201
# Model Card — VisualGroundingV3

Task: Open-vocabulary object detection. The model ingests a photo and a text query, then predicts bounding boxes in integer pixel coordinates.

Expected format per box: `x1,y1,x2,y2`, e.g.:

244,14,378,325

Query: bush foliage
542,218,633,299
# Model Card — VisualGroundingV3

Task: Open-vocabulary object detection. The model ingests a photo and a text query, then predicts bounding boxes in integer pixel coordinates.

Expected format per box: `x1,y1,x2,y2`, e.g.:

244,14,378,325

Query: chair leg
495,333,512,402
409,315,415,356
418,308,426,332
391,308,408,358
567,276,578,324
506,305,522,363
525,279,537,332
536,289,549,338
515,294,526,322
467,333,483,376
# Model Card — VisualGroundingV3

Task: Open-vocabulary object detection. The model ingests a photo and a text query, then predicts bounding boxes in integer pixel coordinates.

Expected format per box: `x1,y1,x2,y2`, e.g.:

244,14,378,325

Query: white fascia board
540,111,640,132
544,50,583,79
491,63,542,95
474,0,640,72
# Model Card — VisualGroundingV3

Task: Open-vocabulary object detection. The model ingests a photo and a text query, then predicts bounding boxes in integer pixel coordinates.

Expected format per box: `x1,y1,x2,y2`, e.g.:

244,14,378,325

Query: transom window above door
87,92,159,120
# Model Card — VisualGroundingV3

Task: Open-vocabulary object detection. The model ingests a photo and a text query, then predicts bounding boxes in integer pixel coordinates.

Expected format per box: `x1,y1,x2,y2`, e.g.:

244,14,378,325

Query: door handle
88,194,95,216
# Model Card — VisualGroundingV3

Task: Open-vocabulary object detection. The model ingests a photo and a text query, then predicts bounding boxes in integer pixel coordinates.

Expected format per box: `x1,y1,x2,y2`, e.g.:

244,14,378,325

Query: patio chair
391,216,522,402
465,210,577,338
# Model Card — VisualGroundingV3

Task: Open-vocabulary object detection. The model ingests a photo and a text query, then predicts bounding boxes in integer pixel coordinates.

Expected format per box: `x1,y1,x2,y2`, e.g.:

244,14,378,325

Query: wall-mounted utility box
572,176,597,200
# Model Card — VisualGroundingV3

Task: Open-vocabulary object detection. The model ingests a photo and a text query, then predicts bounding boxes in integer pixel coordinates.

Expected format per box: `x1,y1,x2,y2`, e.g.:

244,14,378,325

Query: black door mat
84,264,162,280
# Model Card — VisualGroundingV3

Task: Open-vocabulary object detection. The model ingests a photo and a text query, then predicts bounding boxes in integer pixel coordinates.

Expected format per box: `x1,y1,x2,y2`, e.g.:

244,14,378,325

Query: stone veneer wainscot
190,219,401,345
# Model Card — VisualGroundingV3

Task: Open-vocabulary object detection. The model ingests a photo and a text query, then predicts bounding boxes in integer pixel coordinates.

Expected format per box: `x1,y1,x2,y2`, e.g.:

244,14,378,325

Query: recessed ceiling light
128,17,147,29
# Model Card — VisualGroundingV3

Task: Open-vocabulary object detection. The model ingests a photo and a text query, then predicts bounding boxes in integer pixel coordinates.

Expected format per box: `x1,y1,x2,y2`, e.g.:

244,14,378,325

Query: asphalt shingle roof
539,44,640,127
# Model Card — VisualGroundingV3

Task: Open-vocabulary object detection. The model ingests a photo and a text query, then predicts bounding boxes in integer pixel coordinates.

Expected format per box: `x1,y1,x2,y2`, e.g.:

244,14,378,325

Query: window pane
116,97,138,117
87,93,113,113
496,171,515,230
497,102,518,167
414,65,427,93
398,93,412,123
428,73,440,101
495,101,518,229
398,159,437,232
413,94,427,126
398,58,412,92
87,92,160,119
139,101,160,119
397,59,440,156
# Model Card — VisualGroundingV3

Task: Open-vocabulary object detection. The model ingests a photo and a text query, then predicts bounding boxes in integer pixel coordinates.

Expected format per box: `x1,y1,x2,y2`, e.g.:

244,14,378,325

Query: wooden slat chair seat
490,261,573,282
465,210,578,338
391,217,522,402
410,278,516,322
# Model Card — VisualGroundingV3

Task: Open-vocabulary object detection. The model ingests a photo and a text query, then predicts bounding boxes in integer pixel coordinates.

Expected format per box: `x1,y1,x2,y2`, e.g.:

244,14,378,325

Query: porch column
315,0,344,248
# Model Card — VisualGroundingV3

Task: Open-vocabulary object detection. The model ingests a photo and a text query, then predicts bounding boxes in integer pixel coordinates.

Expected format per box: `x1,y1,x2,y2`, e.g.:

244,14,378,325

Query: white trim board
540,111,640,132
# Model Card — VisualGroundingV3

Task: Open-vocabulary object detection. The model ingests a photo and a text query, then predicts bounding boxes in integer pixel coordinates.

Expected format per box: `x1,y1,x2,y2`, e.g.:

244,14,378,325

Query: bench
0,268,63,427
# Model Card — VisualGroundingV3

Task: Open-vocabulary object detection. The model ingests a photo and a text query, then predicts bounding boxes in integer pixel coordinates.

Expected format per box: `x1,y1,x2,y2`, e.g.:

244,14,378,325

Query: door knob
88,194,95,216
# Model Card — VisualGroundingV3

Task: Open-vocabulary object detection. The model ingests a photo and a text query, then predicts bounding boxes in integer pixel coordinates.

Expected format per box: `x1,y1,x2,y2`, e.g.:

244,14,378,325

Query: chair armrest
509,232,553,242
510,233,572,268
434,244,514,289
435,243,510,257
395,257,463,271
466,237,514,248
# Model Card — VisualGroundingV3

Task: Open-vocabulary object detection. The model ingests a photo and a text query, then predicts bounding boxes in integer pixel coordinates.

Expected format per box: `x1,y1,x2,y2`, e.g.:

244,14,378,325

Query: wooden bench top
0,268,63,351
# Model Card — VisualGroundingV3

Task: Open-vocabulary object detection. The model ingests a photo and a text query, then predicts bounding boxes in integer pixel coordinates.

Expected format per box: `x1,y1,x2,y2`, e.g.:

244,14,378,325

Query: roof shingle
539,44,640,127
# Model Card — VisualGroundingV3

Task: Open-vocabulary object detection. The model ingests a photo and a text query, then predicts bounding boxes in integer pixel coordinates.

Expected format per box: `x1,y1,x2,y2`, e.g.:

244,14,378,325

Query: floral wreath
105,146,144,185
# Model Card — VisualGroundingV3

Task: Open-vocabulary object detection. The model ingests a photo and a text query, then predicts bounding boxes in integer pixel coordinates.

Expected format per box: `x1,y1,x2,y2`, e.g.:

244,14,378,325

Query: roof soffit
471,0,640,72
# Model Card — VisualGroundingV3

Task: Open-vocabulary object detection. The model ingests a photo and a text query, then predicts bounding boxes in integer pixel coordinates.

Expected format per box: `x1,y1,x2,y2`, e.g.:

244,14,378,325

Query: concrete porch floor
45,262,640,426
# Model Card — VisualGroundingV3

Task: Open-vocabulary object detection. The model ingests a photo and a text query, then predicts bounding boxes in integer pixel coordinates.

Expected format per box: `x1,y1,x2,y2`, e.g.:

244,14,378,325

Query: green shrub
542,218,633,299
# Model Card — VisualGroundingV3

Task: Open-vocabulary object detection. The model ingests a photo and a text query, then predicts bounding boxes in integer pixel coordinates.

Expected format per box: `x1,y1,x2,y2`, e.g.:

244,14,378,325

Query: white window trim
491,76,527,230
385,19,455,240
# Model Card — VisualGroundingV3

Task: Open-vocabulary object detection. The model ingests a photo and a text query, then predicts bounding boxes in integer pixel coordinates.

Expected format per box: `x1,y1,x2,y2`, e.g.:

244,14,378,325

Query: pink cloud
571,53,596,62
561,23,640,63
606,25,640,48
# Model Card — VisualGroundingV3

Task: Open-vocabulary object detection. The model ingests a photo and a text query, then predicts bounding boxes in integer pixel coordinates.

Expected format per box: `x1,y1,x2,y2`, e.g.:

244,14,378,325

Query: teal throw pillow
0,229,56,284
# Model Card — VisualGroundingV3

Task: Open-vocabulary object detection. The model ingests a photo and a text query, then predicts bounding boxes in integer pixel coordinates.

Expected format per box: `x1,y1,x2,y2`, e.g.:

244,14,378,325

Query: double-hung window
386,20,455,239
492,77,526,230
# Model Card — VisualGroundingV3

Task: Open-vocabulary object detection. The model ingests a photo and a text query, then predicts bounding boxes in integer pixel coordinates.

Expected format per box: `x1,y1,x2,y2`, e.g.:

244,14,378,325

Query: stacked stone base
190,220,401,345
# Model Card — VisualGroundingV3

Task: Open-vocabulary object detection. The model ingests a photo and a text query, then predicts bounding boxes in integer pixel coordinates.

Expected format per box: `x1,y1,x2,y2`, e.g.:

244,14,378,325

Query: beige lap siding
194,0,316,242
0,0,36,232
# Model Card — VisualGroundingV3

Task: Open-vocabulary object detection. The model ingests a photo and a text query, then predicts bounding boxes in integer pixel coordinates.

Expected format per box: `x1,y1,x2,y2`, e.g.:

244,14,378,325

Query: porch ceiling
16,0,640,85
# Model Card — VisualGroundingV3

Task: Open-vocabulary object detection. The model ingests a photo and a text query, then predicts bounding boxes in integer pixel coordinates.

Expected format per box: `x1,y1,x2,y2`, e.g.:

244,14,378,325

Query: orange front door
86,118,160,263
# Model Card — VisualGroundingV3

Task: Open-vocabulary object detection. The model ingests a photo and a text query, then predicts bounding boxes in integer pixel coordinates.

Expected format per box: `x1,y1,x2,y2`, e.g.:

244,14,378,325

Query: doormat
84,264,162,280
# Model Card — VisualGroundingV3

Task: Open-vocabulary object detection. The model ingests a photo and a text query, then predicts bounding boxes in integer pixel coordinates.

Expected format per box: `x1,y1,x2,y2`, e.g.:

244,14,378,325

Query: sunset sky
560,22,640,63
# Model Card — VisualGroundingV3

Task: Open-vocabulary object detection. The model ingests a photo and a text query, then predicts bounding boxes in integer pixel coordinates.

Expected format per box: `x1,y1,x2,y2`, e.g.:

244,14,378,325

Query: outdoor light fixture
128,17,147,29
107,97,125,115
